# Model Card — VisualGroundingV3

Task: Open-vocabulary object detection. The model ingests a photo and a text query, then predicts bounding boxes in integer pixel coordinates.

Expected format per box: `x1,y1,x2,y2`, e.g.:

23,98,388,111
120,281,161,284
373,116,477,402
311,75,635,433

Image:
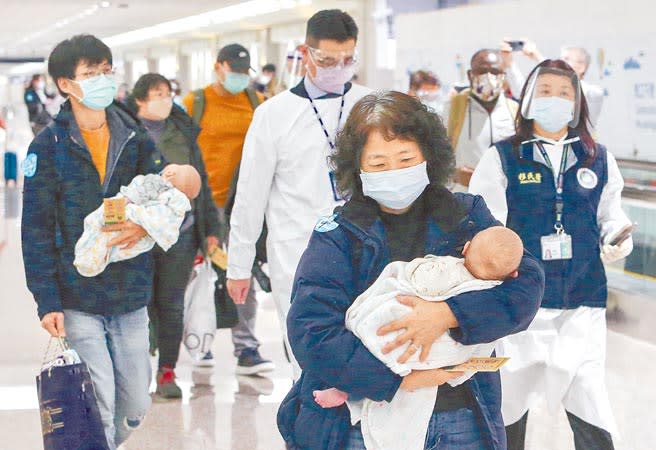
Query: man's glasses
307,47,357,69
74,67,116,80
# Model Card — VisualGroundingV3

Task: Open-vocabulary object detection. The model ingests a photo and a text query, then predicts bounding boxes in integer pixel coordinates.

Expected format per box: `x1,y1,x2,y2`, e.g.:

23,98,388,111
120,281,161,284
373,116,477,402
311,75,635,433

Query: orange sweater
80,122,110,184
183,85,263,207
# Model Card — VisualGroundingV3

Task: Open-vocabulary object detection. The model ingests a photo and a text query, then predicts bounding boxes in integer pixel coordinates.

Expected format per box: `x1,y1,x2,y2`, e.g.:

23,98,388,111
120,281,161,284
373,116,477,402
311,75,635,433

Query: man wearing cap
183,43,273,376
443,49,518,191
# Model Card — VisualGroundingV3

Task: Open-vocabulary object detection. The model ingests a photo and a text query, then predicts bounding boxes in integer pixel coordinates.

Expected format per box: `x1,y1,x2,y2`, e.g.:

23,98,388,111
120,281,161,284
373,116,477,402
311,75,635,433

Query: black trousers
149,229,198,369
506,411,614,450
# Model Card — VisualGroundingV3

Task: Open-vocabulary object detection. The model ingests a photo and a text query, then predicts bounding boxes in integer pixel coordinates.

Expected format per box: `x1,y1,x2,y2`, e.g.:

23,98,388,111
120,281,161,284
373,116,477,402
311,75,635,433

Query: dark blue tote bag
36,338,109,450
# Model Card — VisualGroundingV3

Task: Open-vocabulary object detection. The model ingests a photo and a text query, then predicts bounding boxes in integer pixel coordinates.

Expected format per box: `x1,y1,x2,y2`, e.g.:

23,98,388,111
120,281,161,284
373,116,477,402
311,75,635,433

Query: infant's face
162,164,200,199
162,164,188,195
162,164,180,183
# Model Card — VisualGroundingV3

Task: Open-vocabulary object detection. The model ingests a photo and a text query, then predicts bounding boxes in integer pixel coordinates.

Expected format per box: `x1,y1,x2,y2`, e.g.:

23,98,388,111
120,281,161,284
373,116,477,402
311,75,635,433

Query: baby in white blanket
313,226,523,450
74,164,201,277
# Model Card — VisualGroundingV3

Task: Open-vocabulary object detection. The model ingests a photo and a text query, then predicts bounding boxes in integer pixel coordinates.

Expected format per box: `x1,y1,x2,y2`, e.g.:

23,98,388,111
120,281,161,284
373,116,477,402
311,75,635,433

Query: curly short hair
330,91,454,198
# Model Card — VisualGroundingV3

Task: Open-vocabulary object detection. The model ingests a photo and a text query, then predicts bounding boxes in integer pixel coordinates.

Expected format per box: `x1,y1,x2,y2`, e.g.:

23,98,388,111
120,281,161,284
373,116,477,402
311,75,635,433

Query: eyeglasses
307,47,357,69
74,67,116,80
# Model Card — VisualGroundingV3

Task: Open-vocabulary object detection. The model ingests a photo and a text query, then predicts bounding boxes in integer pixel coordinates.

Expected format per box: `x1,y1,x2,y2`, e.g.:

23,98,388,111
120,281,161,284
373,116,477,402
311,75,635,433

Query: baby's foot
313,388,349,408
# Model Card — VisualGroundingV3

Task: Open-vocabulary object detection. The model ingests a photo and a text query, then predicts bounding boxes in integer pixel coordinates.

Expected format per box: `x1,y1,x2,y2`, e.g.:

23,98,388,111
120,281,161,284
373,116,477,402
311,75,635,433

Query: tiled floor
2,184,655,450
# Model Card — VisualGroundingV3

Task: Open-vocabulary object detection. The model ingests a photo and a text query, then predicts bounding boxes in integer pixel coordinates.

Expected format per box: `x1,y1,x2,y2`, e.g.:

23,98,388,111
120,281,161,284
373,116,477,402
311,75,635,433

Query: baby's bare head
463,226,523,280
162,164,201,200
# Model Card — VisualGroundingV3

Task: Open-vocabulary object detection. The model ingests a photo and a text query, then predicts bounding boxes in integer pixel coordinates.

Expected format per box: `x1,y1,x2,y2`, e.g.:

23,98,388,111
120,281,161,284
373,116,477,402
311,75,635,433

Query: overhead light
18,4,100,45
100,1,111,7
103,0,311,47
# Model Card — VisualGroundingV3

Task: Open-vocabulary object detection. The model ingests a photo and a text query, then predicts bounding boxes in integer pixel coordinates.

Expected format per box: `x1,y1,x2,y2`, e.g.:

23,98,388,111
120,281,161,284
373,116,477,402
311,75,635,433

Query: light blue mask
527,96,575,133
71,74,117,110
360,161,429,210
222,72,251,94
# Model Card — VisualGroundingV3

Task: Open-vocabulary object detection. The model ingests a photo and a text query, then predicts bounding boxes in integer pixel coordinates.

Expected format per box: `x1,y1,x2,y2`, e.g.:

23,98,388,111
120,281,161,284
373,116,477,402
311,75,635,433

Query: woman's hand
377,295,459,363
400,368,465,392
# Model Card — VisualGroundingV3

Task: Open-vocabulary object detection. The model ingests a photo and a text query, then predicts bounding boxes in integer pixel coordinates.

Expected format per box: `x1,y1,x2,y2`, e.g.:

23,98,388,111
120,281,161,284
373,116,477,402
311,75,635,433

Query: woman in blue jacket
277,91,545,450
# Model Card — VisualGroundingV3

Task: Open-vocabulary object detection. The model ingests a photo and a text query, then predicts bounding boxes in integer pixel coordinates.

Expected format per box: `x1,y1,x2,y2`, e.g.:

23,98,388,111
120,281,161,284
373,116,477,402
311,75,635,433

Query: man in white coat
226,9,371,377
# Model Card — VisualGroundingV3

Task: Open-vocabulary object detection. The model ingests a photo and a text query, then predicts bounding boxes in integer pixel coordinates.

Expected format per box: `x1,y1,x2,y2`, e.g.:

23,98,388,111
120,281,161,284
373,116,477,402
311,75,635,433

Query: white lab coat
227,83,372,376
442,95,516,191
468,137,631,435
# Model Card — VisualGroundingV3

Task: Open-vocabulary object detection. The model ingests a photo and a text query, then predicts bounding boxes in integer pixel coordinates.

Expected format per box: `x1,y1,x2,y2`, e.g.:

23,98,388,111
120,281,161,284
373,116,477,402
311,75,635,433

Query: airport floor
1,183,655,450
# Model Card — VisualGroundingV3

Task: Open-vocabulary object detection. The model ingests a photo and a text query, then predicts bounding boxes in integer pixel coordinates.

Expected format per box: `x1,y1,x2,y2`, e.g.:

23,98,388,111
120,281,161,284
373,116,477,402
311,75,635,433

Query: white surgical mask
527,96,575,132
417,90,441,103
360,161,429,210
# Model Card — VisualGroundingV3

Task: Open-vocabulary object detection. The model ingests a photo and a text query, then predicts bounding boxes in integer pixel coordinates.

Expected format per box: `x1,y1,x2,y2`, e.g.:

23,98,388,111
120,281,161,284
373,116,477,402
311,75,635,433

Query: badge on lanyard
536,142,573,261
308,95,346,203
541,230,572,260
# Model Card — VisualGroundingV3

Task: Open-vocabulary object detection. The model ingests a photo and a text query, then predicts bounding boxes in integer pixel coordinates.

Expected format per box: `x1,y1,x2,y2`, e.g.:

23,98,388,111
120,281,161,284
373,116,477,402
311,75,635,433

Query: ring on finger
408,343,418,353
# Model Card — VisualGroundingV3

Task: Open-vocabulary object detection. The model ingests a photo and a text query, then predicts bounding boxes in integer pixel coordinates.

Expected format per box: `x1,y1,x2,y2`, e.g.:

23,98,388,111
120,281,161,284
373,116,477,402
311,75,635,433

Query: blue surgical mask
71,74,117,110
360,161,429,210
527,96,575,133
222,72,250,94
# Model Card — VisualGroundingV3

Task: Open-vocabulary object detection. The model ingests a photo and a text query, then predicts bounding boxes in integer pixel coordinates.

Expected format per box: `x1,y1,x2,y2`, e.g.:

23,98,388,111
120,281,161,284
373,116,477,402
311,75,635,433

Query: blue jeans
64,307,152,450
345,408,486,450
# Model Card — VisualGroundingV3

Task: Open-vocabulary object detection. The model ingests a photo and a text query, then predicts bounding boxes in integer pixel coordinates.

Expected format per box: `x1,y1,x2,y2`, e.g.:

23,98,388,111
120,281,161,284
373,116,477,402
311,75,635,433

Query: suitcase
4,151,17,182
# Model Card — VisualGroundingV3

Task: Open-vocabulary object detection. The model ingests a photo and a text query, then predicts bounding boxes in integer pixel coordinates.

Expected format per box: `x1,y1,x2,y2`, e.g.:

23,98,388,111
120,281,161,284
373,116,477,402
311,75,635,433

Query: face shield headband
520,67,582,128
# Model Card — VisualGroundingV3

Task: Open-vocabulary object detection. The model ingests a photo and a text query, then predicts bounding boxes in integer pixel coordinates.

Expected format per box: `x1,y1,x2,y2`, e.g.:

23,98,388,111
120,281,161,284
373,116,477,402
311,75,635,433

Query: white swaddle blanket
74,174,191,277
345,255,501,450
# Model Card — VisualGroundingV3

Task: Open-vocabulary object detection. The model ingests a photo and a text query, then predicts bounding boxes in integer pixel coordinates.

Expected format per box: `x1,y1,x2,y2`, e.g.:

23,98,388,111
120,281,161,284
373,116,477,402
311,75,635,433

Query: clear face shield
520,67,582,129
283,49,304,88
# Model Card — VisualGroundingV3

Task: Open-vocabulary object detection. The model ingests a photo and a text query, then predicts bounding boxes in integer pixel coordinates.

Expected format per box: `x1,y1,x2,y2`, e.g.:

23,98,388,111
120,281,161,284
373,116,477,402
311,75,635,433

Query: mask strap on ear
66,79,84,103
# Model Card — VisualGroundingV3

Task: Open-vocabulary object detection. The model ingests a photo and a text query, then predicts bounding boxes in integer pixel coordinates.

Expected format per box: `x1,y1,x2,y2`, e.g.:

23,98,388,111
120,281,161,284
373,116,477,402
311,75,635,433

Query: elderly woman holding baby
277,91,545,450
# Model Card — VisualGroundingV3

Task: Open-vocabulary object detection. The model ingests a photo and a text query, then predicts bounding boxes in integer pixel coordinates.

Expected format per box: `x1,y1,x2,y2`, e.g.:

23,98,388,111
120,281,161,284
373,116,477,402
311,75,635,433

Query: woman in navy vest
469,59,633,450
277,91,545,450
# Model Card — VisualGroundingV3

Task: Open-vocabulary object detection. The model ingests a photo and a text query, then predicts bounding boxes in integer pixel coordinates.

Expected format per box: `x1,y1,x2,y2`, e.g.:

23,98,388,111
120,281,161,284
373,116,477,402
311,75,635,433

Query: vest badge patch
315,214,339,233
518,172,542,184
577,168,598,189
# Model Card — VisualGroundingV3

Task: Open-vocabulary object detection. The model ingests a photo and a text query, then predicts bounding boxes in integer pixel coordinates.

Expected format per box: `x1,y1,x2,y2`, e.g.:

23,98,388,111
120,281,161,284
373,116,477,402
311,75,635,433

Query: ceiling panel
0,0,240,57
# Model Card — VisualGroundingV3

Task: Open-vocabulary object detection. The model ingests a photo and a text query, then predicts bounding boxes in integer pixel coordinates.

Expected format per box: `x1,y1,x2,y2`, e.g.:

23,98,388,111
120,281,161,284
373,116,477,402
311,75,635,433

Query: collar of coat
290,77,353,100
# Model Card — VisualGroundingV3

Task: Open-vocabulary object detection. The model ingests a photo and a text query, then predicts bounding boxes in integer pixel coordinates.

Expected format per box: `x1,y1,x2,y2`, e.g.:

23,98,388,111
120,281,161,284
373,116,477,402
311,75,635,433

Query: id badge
540,233,573,260
328,171,343,202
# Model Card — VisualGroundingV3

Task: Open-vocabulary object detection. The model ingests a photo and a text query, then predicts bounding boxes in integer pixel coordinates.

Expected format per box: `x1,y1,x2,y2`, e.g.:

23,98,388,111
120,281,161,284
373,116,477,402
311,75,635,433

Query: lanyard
308,94,345,151
536,142,569,233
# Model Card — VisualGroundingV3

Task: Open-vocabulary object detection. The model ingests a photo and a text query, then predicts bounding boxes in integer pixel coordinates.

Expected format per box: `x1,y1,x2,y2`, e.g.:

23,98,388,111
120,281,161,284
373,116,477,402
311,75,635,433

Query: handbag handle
41,336,70,369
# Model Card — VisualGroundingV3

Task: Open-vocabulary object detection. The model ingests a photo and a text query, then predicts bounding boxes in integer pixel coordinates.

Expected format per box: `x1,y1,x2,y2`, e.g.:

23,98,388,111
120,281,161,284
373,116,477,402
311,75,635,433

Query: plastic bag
183,257,218,360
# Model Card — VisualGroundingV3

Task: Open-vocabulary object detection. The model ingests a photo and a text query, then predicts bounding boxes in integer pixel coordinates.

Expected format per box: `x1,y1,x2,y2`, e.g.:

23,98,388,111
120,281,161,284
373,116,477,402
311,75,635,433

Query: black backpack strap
244,87,261,111
191,89,205,125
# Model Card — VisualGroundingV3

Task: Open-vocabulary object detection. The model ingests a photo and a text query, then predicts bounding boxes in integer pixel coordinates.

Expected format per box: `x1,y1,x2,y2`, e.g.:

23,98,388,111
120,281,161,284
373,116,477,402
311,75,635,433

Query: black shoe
194,350,215,367
236,348,275,376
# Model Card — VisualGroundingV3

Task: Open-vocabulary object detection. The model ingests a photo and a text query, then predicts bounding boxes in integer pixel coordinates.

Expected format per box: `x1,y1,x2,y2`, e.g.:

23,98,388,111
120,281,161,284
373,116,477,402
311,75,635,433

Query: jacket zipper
103,130,136,194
